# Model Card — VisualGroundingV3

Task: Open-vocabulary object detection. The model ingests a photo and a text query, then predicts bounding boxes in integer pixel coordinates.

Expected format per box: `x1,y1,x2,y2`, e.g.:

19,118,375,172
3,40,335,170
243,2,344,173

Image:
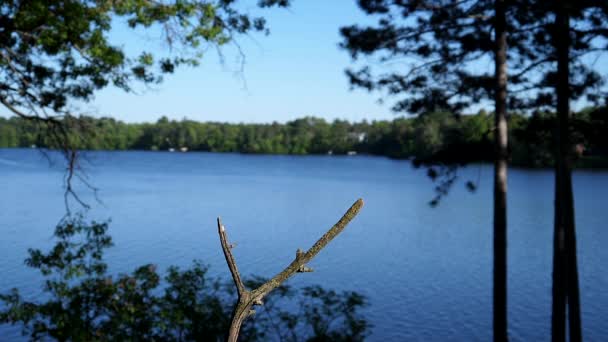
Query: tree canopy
340,0,607,115
0,0,290,119
341,2,607,341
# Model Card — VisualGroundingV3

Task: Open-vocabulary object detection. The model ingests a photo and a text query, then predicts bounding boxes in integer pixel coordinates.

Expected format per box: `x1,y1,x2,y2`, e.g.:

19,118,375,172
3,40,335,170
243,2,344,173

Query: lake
0,149,607,341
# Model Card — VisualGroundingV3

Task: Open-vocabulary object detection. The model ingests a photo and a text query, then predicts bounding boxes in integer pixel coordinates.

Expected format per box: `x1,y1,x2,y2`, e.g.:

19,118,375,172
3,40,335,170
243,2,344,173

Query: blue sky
84,0,391,124
2,1,605,123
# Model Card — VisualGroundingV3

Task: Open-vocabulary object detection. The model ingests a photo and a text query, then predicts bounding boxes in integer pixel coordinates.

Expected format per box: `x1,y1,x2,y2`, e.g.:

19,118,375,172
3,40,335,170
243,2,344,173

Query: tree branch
0,95,94,212
217,217,246,297
217,198,364,342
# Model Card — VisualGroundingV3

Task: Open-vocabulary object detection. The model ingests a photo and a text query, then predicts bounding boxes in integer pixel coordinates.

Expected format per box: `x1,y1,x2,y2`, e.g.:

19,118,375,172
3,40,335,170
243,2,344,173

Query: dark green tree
341,2,607,340
549,2,606,340
340,2,514,339
505,2,607,340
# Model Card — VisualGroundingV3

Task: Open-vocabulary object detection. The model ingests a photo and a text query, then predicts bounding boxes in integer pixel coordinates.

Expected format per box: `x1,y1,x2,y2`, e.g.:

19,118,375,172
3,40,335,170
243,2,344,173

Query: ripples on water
0,149,606,341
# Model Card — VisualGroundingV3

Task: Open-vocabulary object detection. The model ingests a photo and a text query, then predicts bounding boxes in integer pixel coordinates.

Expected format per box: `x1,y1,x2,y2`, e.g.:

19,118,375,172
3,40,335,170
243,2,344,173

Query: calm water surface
0,149,607,341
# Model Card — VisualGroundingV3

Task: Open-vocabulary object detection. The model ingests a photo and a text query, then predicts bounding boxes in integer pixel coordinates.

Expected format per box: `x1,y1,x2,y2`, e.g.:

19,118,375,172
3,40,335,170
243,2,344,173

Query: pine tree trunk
493,1,508,341
552,2,582,341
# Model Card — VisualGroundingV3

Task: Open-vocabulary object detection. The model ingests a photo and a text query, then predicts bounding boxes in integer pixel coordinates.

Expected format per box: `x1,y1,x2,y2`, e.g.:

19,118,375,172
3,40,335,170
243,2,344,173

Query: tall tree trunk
552,2,582,341
493,1,508,341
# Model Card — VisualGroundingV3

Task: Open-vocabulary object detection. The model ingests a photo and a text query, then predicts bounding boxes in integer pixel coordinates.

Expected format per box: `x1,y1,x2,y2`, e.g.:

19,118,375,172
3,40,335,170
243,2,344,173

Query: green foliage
2,108,607,168
0,0,291,200
340,1,607,114
341,1,494,114
0,218,370,341
0,0,290,117
339,0,607,201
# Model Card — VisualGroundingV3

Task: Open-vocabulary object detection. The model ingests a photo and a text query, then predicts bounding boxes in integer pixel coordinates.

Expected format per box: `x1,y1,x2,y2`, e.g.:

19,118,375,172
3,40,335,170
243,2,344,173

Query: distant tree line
1,107,606,168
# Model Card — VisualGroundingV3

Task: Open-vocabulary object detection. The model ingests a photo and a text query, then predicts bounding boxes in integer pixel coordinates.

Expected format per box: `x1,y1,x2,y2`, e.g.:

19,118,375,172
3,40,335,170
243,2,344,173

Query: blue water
0,149,606,341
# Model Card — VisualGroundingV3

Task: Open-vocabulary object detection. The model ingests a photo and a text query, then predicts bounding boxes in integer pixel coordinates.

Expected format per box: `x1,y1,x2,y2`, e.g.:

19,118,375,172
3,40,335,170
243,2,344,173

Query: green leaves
1,217,369,341
25,217,112,280
1,109,606,168
0,0,290,120
341,1,497,115
0,0,294,209
342,1,608,114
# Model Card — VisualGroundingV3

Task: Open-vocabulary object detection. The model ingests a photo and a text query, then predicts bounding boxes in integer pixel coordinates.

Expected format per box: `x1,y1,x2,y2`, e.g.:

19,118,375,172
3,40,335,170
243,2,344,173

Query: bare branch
0,96,96,212
217,198,364,342
217,217,246,297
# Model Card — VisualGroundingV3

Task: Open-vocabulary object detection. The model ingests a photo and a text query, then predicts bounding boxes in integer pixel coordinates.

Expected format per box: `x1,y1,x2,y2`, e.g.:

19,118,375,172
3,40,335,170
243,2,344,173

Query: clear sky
82,0,392,124
2,1,605,123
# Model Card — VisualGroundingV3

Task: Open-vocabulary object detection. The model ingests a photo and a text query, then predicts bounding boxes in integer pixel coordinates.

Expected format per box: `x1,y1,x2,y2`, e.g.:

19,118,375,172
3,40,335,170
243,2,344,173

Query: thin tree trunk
553,4,569,341
551,147,566,342
493,1,508,341
553,2,582,341
565,152,582,342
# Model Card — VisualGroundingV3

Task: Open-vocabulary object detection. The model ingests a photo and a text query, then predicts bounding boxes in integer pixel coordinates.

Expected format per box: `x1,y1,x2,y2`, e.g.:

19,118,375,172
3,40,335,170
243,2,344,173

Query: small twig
217,198,364,342
218,217,246,297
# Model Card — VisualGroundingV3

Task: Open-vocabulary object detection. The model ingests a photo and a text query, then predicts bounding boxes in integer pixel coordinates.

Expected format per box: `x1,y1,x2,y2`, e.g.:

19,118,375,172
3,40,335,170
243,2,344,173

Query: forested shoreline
1,107,607,168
